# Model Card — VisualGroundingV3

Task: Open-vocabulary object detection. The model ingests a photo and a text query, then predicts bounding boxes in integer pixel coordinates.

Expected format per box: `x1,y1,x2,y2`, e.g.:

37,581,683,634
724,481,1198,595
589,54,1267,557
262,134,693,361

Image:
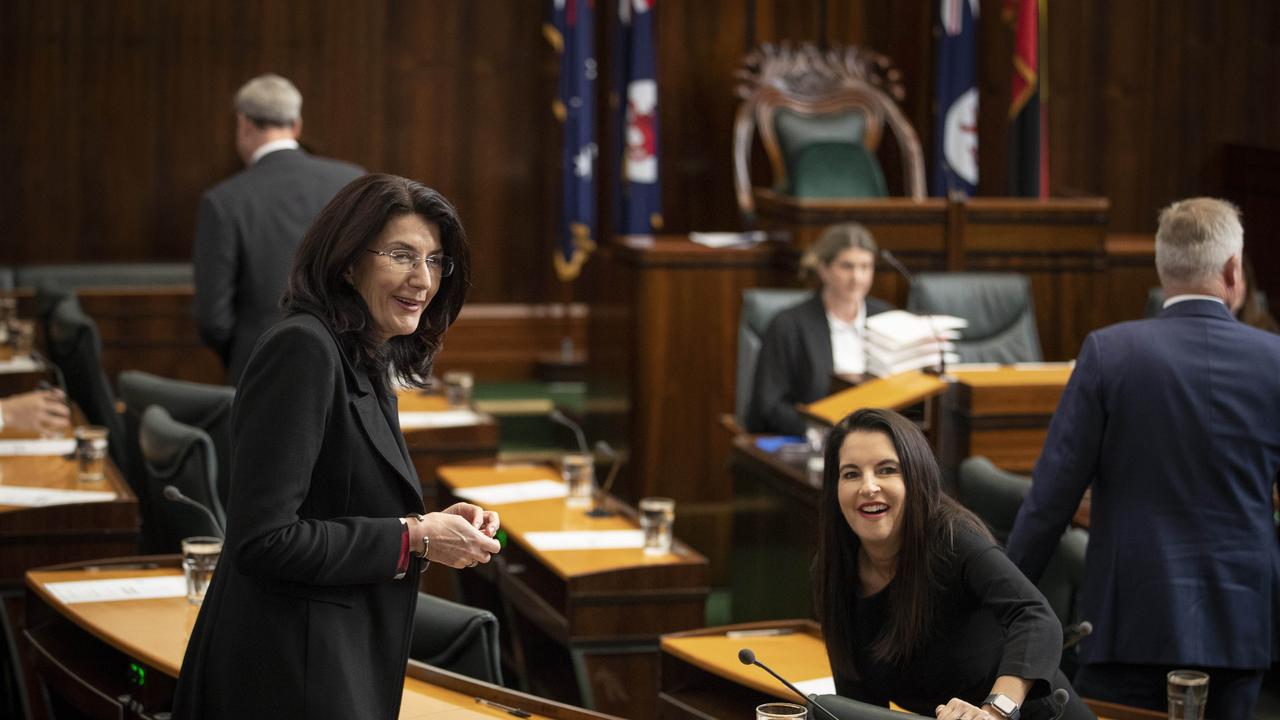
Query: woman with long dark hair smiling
813,408,1091,720
173,174,501,719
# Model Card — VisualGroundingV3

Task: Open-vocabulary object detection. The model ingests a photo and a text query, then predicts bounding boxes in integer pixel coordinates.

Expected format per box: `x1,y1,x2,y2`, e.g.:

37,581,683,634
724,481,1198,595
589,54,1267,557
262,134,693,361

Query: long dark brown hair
283,174,470,390
812,408,991,674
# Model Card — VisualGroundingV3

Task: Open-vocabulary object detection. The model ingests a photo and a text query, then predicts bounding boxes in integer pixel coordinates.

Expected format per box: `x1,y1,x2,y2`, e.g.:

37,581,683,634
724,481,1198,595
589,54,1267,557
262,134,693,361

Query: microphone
548,408,589,455
738,647,841,720
877,248,949,377
163,485,225,538
1063,620,1092,650
586,440,622,517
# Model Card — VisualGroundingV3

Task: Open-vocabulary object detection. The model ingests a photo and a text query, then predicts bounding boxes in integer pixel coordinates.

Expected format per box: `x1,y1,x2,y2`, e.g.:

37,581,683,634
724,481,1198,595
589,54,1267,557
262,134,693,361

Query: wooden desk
660,621,1164,720
23,558,619,720
660,620,830,720
397,391,500,504
0,351,51,397
437,463,710,720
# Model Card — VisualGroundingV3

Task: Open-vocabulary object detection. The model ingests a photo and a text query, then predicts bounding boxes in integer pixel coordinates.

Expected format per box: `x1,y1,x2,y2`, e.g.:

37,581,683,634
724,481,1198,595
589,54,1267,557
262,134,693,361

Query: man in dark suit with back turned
193,74,364,384
1007,197,1280,718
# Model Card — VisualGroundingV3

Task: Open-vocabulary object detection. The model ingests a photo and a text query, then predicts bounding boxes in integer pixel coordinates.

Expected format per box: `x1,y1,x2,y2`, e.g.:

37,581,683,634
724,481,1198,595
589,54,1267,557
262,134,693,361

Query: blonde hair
799,223,878,285
1155,197,1243,287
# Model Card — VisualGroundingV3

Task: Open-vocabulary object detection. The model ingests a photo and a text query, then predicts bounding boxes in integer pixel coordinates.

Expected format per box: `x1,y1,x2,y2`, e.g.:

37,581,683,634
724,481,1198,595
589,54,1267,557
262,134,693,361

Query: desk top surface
437,464,706,580
0,428,133,514
661,621,831,700
26,563,596,719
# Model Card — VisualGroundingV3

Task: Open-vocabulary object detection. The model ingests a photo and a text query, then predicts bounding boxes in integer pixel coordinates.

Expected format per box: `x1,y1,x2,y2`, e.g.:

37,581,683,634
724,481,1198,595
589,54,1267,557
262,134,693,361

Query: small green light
496,529,508,549
129,662,146,687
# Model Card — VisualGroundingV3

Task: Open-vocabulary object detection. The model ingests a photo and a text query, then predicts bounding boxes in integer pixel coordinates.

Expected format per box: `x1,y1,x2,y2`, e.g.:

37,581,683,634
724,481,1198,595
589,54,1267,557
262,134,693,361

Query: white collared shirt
828,302,868,375
1162,294,1226,310
250,138,300,165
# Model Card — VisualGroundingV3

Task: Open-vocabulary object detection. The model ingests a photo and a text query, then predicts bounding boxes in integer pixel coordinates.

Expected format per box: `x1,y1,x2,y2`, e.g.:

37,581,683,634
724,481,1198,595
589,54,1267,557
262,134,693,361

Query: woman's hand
0,389,70,435
412,505,501,569
935,698,994,720
443,501,500,538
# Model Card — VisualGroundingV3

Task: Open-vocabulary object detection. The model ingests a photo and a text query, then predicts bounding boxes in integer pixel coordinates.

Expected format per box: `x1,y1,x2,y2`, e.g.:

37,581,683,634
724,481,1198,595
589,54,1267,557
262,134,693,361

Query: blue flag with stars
932,0,979,197
547,0,597,281
617,0,662,235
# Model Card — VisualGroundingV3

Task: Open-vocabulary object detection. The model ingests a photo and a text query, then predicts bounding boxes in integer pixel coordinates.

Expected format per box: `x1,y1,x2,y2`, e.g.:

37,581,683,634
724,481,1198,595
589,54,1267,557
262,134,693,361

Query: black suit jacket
747,293,893,435
173,312,424,719
193,148,364,384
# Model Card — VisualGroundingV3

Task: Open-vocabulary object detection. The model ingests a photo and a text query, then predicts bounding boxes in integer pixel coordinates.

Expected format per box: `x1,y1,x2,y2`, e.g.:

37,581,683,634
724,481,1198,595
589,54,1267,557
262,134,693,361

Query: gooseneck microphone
738,648,840,720
586,441,622,517
877,248,949,377
163,485,225,538
548,408,590,455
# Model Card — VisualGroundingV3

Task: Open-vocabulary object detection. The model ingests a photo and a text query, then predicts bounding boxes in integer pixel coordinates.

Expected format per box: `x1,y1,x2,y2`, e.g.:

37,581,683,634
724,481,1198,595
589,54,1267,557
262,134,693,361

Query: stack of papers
453,480,567,506
0,438,77,456
864,311,966,377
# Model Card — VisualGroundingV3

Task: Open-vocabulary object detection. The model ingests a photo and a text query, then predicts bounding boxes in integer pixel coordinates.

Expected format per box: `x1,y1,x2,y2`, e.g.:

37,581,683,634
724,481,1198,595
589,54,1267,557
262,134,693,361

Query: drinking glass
561,453,595,507
182,536,223,605
1167,669,1208,720
638,496,675,555
74,425,109,483
756,702,807,720
10,319,34,356
442,370,474,407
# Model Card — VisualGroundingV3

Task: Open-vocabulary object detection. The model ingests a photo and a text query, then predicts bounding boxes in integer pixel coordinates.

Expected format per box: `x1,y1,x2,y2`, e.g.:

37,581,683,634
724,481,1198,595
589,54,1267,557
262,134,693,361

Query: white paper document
0,355,40,374
398,410,485,429
0,438,77,456
689,231,768,248
44,576,187,605
0,485,116,507
523,530,645,551
793,676,837,696
453,479,568,506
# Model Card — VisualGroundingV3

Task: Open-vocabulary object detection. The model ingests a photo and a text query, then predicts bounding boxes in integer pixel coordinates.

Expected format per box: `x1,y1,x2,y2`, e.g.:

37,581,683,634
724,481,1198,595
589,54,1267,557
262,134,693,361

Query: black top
834,528,1062,717
746,293,893,435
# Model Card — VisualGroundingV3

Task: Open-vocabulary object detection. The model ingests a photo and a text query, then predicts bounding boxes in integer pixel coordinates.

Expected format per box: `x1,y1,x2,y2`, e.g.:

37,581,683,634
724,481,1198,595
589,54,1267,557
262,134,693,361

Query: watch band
982,694,1020,720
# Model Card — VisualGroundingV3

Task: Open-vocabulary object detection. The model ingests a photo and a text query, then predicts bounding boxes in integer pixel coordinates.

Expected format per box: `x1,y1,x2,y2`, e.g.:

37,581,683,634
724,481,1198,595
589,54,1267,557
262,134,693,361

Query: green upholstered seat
774,109,888,198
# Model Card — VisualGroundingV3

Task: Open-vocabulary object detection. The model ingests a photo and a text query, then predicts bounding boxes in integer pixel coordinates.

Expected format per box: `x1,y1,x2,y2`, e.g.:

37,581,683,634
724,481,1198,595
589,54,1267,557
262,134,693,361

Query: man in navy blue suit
1007,197,1280,718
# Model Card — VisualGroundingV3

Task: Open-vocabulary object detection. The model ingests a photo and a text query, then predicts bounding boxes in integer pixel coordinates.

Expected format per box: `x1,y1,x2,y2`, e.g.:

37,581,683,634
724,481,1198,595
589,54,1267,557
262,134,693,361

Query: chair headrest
741,289,810,336
138,405,213,472
119,371,235,427
908,273,1033,340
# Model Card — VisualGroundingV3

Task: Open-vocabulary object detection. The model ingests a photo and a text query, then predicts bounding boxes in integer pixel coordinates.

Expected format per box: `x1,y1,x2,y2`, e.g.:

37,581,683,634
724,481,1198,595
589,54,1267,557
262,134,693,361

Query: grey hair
799,222,878,284
234,74,302,126
1155,197,1243,287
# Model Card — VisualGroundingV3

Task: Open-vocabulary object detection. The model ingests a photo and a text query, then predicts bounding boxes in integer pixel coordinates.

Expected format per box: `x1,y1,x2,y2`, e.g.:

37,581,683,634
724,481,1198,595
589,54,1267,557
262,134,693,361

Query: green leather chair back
774,109,888,199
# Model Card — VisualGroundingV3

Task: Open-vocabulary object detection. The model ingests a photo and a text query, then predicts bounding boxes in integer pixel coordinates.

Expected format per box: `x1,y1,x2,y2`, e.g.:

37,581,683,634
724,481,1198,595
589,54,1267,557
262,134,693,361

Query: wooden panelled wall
3,1,1277,298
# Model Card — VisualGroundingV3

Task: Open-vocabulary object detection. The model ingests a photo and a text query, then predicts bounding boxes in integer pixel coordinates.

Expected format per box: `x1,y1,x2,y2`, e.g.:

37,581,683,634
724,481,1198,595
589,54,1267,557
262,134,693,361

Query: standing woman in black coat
813,408,1092,720
174,174,502,719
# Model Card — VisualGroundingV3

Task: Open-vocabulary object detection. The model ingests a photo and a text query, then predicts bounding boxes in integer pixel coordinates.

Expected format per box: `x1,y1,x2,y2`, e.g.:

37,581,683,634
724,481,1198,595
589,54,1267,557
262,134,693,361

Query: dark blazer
172,312,425,719
747,293,893,435
193,148,364,384
1007,299,1280,670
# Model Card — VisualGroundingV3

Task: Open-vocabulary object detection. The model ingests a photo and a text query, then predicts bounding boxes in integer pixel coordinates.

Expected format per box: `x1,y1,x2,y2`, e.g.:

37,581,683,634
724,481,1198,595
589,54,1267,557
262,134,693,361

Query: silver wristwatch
983,694,1020,720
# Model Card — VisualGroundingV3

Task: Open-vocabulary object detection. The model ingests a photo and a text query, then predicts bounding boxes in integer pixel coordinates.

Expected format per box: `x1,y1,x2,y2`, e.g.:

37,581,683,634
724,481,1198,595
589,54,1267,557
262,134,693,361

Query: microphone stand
163,485,225,538
586,441,622,518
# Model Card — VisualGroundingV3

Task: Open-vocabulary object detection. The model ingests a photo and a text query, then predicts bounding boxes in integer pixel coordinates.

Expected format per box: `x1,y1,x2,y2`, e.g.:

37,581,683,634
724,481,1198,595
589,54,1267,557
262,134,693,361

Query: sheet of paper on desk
0,485,116,507
0,355,40,374
523,530,645,551
44,576,187,605
453,479,568,505
793,676,836,696
0,438,77,456
398,409,485,429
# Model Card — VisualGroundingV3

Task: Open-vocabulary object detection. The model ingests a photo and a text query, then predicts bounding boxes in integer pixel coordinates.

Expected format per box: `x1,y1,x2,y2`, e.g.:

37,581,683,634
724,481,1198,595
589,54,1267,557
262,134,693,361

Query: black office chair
907,273,1042,363
410,592,503,685
42,290,127,469
119,371,235,507
139,406,226,552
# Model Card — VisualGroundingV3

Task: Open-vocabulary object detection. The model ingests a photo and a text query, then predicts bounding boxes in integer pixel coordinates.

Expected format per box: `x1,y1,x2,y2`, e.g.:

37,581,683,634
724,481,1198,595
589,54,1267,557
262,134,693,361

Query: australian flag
932,0,979,197
617,0,662,235
548,0,597,281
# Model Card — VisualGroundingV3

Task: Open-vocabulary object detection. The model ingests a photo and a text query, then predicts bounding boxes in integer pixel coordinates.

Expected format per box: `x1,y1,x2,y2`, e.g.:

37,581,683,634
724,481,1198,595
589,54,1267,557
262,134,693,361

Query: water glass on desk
1167,670,1208,720
757,702,806,719
639,497,675,555
182,536,223,605
0,297,14,344
9,319,34,356
74,425,109,483
442,370,474,407
561,453,595,507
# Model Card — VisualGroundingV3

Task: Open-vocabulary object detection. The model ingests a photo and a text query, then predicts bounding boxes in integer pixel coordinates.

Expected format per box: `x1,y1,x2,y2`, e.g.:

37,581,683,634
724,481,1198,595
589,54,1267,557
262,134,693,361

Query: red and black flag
1007,0,1047,198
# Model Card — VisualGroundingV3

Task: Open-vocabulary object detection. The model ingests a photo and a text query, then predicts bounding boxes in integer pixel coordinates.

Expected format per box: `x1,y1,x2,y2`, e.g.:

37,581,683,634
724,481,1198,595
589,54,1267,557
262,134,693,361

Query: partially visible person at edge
173,174,501,719
814,408,1093,720
747,222,893,435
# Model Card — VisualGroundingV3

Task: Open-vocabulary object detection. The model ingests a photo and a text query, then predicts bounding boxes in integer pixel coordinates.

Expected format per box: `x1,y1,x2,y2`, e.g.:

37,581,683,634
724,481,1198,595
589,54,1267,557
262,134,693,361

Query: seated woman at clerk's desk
0,388,70,435
746,222,892,436
814,408,1093,720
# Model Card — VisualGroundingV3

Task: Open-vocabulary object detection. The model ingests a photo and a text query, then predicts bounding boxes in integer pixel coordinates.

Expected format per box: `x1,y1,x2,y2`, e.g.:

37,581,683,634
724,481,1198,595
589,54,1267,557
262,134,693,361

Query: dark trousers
1075,663,1263,720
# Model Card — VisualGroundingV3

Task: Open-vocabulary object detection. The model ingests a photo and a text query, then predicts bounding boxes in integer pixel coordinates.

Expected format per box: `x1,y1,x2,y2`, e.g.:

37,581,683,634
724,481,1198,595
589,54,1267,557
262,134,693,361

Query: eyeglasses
366,249,455,277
